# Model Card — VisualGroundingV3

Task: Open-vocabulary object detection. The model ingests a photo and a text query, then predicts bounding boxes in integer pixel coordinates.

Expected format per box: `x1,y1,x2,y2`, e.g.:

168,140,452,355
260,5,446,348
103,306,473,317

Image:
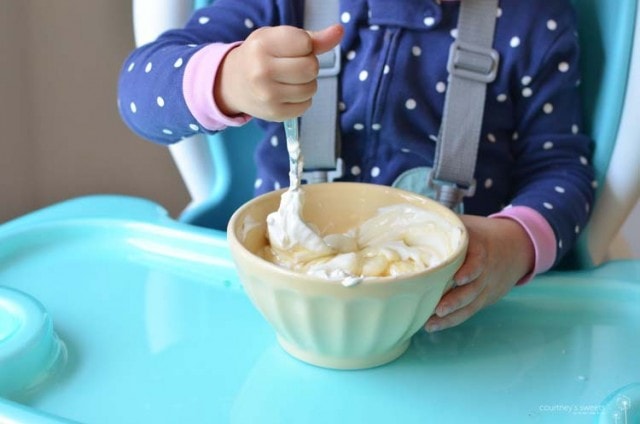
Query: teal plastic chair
0,3,638,421
133,0,640,268
569,0,640,268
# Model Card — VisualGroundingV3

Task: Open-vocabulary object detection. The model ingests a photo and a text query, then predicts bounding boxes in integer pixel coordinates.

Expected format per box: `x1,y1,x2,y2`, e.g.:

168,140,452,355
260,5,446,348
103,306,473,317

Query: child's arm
118,1,341,143
427,1,595,331
117,1,301,144
118,4,258,144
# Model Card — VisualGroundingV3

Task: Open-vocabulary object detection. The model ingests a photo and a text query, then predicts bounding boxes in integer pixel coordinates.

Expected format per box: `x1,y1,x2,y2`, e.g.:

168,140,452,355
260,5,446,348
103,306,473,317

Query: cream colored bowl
227,183,468,369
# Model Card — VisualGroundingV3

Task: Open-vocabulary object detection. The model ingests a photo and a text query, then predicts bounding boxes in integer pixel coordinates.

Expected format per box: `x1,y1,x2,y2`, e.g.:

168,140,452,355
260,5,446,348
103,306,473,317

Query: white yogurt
263,126,462,286
265,199,462,285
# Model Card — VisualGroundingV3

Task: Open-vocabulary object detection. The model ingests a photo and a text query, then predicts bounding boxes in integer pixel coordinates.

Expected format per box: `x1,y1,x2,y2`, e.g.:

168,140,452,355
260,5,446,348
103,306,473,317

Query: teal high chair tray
0,196,639,424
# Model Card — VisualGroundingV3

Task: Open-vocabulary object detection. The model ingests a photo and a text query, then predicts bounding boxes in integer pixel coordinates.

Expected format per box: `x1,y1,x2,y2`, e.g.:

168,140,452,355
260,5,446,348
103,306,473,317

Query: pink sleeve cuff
183,42,251,131
490,206,557,284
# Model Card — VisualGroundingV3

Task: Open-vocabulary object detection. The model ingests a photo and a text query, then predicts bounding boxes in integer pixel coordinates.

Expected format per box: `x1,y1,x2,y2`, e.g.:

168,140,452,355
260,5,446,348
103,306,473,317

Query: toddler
118,0,595,332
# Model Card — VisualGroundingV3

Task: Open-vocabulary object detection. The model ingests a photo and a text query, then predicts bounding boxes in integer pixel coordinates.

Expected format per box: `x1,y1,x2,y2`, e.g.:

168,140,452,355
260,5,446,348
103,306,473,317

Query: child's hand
425,215,535,332
215,24,344,121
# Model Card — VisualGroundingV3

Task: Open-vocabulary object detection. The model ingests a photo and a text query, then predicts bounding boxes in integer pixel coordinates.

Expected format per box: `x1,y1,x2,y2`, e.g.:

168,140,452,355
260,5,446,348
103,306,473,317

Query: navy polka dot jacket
118,0,595,266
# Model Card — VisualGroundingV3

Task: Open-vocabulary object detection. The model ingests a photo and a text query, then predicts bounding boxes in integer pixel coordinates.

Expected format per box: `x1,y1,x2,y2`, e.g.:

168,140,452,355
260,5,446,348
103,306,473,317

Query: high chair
133,0,640,269
0,0,638,423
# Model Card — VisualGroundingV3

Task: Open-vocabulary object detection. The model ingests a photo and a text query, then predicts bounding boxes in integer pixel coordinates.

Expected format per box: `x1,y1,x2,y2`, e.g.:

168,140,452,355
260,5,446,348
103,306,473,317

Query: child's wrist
490,206,557,284
214,45,243,117
183,42,250,130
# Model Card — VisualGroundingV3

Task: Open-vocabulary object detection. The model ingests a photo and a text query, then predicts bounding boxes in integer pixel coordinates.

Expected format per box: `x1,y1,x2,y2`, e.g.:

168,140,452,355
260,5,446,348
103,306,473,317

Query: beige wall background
0,1,188,223
0,1,637,259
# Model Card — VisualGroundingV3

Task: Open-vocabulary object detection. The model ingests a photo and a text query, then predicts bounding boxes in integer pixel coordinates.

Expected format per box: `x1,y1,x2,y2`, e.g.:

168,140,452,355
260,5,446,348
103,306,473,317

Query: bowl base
276,335,410,370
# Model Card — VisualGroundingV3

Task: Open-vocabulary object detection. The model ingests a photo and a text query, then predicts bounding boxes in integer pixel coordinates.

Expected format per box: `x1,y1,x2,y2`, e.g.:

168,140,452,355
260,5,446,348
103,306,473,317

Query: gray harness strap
300,0,343,183
299,0,499,203
430,0,500,209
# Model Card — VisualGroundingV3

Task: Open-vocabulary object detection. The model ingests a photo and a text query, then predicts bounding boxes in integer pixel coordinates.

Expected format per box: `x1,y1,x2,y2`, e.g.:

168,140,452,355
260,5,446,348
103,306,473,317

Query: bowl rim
226,182,469,287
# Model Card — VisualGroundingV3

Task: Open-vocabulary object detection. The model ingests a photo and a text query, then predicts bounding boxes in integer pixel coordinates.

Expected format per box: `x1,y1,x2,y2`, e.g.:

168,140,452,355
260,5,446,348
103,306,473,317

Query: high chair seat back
568,0,640,267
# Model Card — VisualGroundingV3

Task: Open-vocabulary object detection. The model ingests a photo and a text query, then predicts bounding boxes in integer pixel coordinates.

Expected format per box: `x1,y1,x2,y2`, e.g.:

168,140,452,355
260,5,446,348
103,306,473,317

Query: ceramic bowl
227,182,468,369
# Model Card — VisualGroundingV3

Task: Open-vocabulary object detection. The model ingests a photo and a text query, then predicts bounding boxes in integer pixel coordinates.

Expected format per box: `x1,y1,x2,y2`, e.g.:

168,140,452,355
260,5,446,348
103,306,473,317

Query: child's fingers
251,26,314,58
425,295,484,332
257,100,312,123
270,56,320,84
308,24,344,55
248,79,316,119
454,262,482,286
434,276,485,318
273,80,318,104
249,99,312,123
453,243,485,286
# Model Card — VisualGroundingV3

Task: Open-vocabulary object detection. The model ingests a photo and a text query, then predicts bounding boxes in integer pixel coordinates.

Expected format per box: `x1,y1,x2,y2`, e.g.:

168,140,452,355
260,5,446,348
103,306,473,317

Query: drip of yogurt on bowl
264,123,462,286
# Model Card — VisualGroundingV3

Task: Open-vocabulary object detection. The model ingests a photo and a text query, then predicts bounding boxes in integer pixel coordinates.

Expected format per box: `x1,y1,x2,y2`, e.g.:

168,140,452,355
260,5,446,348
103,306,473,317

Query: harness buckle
426,170,476,211
447,41,499,83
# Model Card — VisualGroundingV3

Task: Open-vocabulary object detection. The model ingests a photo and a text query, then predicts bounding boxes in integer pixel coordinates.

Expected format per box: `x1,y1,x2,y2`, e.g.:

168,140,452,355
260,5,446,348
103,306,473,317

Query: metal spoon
284,118,303,191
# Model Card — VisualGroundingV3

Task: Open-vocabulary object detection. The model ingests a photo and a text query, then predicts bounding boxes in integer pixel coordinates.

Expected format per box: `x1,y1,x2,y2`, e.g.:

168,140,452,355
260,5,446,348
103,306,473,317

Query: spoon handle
284,118,303,189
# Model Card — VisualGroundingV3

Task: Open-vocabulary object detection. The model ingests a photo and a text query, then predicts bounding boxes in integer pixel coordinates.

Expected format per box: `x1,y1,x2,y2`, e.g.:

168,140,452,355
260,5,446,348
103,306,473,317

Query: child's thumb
309,24,344,55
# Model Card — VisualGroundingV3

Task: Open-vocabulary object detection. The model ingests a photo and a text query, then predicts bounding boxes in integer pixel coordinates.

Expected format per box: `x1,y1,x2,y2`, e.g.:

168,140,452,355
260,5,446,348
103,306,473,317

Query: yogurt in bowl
264,187,464,286
227,182,468,369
